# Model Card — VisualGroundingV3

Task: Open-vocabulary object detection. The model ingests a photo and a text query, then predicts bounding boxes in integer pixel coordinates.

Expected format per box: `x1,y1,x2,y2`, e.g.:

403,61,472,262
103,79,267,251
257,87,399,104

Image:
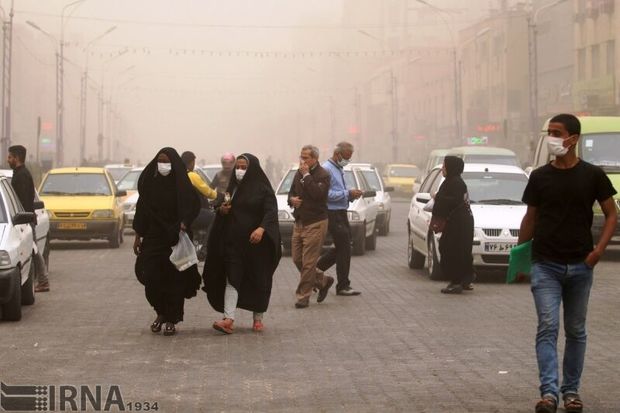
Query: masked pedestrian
203,154,281,334
133,147,201,336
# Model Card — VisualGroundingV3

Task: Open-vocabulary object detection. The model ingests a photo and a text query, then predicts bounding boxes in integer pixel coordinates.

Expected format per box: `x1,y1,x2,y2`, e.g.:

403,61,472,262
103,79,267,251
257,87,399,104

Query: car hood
39,195,115,211
276,194,292,212
123,192,140,205
471,204,527,229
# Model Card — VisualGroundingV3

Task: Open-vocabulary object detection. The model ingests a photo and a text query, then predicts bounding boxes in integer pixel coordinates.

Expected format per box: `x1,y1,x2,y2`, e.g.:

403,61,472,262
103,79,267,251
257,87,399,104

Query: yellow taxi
383,164,421,195
38,167,127,248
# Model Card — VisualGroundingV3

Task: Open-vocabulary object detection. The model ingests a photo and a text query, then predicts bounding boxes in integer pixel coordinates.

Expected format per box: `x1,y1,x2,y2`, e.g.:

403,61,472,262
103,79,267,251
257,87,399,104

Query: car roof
201,164,221,168
386,163,418,168
541,116,620,134
428,149,450,156
105,164,133,168
48,167,107,174
0,169,13,177
448,146,517,156
430,163,527,174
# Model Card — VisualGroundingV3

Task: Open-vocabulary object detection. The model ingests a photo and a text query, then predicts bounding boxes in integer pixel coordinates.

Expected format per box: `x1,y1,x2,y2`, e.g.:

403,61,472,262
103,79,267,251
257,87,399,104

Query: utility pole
354,87,362,158
0,1,14,167
390,69,399,162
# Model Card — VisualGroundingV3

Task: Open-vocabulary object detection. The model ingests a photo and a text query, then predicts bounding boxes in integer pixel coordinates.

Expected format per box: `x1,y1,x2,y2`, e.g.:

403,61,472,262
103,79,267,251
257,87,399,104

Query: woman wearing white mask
133,147,201,336
203,154,281,334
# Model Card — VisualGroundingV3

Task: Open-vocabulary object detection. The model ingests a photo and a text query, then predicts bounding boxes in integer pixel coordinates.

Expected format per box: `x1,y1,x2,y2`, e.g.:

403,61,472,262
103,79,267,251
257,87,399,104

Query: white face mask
546,136,570,157
235,168,246,181
157,162,172,176
337,154,350,167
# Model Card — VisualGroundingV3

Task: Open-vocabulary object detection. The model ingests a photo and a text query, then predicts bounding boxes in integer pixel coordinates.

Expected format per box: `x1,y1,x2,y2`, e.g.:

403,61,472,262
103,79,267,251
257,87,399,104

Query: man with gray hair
288,145,334,308
316,141,363,296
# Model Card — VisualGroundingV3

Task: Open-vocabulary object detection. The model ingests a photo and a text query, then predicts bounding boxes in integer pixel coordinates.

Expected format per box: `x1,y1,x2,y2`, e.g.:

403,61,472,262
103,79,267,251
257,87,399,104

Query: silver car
349,163,394,235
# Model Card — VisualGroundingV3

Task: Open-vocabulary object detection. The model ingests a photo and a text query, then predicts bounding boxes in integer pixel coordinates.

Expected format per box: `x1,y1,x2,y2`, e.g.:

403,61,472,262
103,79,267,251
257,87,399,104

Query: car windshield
117,170,142,191
361,170,382,191
389,166,420,178
462,172,528,205
202,167,221,181
580,133,620,170
40,173,112,196
462,154,519,166
106,167,131,182
277,170,296,195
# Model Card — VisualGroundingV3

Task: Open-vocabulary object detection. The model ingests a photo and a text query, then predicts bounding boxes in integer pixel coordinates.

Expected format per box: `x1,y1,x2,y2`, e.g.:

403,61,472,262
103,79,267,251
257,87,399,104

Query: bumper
0,267,20,304
124,211,135,229
49,220,118,241
472,238,517,268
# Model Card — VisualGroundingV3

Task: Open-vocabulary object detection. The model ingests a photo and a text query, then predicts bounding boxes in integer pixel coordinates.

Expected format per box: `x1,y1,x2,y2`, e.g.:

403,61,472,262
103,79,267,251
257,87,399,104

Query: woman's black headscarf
443,156,464,178
203,153,281,313
433,156,468,219
134,147,200,244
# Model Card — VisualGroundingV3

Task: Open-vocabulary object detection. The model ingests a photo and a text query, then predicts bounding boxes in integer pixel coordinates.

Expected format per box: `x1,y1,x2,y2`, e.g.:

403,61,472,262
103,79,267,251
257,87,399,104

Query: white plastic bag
169,231,198,271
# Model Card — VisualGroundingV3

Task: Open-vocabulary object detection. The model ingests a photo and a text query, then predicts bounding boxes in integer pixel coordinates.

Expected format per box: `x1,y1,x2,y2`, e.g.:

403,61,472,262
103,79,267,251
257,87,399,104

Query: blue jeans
531,261,593,399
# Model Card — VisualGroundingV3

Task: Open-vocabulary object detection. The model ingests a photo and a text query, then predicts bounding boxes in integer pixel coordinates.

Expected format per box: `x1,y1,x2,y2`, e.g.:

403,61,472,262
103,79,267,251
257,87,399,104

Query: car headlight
347,211,361,221
278,210,291,220
123,203,136,212
0,251,11,266
92,209,114,218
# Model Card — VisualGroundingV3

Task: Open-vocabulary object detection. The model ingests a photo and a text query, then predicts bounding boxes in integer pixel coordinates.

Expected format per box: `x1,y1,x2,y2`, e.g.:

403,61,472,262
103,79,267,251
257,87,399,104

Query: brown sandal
535,395,557,413
563,393,583,413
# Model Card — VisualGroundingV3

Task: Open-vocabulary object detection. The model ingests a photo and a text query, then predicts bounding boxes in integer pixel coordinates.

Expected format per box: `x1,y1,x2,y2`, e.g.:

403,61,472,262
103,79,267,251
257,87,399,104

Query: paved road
2,201,619,412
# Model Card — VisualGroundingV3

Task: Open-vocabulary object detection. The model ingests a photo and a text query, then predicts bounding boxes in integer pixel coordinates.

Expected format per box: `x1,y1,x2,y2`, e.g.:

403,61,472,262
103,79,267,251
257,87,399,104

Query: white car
200,164,221,182
349,163,394,235
122,192,139,230
0,176,37,321
0,169,50,269
407,164,528,279
276,164,379,256
104,164,134,184
116,167,144,196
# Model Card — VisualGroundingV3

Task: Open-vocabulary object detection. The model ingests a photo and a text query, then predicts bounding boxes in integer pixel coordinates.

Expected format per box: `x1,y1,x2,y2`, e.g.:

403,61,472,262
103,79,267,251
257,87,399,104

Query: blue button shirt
323,159,349,210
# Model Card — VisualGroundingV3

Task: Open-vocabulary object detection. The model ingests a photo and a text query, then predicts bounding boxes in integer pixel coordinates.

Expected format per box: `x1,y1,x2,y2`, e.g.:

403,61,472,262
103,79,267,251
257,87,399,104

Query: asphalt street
1,200,619,412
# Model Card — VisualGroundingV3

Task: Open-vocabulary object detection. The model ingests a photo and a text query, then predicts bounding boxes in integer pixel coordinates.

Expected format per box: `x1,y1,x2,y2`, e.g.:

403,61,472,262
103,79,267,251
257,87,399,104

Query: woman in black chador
432,156,474,294
133,147,201,336
203,153,281,334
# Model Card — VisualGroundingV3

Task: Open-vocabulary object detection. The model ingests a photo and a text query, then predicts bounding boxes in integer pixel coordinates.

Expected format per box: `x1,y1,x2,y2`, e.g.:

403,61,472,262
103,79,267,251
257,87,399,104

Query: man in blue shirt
316,142,363,296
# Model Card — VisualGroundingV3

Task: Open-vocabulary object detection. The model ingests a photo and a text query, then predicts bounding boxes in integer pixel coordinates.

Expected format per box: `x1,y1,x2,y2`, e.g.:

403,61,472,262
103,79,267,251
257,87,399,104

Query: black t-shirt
522,160,617,264
11,165,35,213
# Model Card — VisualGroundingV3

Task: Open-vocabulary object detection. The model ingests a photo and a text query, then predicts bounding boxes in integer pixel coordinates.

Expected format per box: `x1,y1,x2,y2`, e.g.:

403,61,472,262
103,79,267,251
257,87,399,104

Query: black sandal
163,322,176,336
563,393,583,413
535,395,557,413
150,316,164,333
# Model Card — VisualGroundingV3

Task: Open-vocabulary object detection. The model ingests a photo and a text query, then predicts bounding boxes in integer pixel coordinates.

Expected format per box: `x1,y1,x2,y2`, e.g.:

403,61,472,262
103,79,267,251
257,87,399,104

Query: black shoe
150,316,164,333
163,322,176,336
295,298,309,308
462,283,474,291
336,287,361,296
441,284,463,294
317,276,334,303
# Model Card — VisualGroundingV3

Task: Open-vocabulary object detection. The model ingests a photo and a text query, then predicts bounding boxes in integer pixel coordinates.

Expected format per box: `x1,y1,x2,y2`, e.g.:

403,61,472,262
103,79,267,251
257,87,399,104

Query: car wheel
21,260,35,306
408,228,425,269
377,215,387,236
119,220,125,244
352,225,366,256
109,226,122,249
2,271,22,321
384,215,390,235
365,227,377,250
427,234,444,281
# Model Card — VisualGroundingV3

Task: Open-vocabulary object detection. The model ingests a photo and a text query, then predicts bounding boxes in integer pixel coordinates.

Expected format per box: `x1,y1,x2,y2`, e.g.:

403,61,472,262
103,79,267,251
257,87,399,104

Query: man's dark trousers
317,210,351,291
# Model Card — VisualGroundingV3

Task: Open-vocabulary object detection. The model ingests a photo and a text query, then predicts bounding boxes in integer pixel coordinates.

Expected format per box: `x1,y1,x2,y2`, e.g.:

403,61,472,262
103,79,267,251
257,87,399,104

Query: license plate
57,222,87,230
484,242,516,252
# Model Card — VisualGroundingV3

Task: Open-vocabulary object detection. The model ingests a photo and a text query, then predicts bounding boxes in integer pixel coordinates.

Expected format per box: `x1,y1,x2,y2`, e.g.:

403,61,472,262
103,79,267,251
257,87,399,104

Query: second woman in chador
202,153,281,333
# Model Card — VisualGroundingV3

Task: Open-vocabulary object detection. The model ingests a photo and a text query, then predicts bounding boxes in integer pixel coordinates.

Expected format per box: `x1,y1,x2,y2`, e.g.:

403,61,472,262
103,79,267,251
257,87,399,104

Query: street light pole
79,25,116,165
528,0,568,150
0,0,14,167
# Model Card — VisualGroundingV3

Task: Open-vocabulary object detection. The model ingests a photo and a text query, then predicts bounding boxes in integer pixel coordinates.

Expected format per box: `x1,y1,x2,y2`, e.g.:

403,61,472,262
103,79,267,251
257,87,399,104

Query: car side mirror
384,186,395,192
415,193,431,204
363,190,377,198
33,200,45,210
13,212,35,225
116,190,127,197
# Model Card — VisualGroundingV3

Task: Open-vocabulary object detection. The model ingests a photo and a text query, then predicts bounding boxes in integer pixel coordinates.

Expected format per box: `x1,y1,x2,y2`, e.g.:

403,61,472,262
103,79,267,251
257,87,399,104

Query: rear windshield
580,133,620,170
388,166,420,178
40,173,112,196
117,170,142,191
462,154,519,166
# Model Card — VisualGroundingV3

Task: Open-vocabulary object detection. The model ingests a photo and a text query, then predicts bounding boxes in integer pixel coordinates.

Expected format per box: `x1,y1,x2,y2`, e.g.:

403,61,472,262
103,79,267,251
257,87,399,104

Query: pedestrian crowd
7,113,617,413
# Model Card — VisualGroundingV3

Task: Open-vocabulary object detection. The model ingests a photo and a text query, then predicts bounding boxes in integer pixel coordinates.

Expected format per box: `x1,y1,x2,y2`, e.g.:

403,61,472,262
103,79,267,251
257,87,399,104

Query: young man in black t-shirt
519,114,617,413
